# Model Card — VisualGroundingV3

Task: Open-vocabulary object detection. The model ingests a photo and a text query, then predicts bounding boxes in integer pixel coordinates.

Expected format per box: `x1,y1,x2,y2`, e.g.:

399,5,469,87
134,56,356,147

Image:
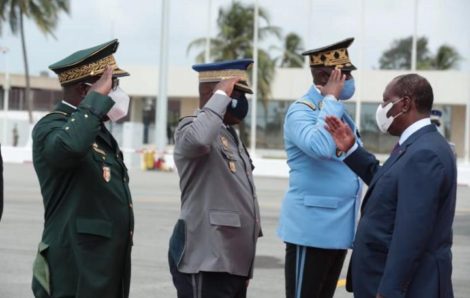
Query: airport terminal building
1,67,469,160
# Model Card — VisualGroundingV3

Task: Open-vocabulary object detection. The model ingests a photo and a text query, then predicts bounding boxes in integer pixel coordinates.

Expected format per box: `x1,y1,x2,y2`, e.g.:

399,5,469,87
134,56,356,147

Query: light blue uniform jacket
277,86,362,249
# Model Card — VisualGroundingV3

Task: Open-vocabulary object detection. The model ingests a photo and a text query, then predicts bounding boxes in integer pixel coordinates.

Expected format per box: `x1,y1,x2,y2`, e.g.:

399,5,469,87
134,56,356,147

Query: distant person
431,109,456,156
430,109,443,127
277,38,362,298
31,40,134,298
12,124,19,147
169,59,262,298
325,74,457,297
167,124,175,145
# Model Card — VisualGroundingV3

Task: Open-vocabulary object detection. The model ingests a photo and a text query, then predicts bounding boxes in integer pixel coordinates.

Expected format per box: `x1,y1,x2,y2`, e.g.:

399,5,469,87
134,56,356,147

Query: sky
0,0,469,76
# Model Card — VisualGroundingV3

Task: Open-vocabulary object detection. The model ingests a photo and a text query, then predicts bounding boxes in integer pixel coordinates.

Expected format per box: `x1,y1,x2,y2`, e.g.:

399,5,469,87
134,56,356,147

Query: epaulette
178,115,196,123
46,111,69,117
39,111,70,123
296,100,317,111
177,116,196,130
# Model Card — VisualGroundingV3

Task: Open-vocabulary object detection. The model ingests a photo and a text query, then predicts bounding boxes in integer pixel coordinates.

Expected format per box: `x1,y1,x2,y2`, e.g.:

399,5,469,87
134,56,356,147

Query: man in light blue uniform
277,38,362,298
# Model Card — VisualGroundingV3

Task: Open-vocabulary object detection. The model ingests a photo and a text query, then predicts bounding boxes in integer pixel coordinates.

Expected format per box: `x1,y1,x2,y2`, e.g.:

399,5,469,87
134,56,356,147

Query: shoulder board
177,116,196,130
296,100,317,111
178,115,196,123
46,111,69,117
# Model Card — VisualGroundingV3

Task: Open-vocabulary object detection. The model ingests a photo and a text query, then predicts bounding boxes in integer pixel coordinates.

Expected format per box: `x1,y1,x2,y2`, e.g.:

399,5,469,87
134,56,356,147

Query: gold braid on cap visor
58,55,119,84
198,70,249,83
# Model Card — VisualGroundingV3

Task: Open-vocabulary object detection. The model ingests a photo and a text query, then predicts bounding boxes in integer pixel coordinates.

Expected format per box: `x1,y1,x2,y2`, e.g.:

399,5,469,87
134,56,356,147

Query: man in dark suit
31,40,134,298
325,73,456,298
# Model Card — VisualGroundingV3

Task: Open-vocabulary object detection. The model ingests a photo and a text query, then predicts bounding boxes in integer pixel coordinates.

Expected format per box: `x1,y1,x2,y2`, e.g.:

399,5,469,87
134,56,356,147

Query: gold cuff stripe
198,70,248,82
58,55,117,84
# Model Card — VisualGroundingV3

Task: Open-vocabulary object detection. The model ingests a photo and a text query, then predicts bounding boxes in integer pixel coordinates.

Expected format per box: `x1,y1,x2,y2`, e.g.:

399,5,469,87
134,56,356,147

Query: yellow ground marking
337,278,346,287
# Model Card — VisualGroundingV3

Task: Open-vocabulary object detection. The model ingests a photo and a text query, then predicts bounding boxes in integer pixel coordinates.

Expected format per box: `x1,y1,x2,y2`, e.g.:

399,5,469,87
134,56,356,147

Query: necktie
226,126,239,146
391,142,401,155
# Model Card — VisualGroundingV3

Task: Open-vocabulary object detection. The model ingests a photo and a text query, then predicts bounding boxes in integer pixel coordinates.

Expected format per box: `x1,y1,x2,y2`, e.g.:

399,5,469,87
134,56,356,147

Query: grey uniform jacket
169,92,262,278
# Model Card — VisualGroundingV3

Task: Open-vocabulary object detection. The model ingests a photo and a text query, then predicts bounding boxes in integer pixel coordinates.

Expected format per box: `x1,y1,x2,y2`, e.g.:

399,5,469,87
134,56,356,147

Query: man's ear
402,96,412,113
77,83,89,98
314,70,329,86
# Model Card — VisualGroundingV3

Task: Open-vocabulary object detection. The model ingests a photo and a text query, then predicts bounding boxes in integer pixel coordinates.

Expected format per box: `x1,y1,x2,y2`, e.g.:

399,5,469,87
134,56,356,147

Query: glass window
244,99,292,149
360,102,398,154
344,102,356,121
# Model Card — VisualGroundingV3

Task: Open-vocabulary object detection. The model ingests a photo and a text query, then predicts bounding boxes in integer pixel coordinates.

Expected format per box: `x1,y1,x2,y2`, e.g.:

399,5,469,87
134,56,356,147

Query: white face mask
375,98,404,133
107,86,130,122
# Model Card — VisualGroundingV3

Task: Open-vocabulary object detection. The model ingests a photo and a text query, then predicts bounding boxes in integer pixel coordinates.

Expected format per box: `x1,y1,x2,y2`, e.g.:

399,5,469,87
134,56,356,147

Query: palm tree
0,0,70,123
187,1,281,145
379,36,461,70
274,32,304,68
433,45,461,70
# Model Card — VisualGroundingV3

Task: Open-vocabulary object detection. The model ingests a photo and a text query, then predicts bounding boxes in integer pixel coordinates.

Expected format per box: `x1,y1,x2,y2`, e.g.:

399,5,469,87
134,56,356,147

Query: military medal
221,136,229,149
102,166,111,182
229,161,236,173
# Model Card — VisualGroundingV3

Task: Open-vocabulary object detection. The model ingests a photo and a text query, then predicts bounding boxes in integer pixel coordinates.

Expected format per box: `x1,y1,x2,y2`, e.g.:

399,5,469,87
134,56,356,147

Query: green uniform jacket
31,92,134,298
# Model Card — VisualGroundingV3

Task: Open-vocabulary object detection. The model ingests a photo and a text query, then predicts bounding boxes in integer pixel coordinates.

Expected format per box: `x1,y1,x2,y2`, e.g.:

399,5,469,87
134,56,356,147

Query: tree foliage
379,36,460,70
188,1,281,113
0,0,70,123
275,32,304,68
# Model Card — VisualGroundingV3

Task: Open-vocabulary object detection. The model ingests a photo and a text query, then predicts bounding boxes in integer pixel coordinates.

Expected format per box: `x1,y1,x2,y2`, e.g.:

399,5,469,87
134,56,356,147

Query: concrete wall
180,97,198,117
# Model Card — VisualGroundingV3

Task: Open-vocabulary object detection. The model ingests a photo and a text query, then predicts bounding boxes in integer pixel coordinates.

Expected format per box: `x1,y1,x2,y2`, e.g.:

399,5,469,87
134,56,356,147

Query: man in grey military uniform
168,59,262,298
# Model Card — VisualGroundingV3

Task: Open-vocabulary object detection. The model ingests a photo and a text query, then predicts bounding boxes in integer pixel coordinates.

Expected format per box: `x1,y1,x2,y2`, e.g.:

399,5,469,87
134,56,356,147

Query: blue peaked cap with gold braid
192,59,254,94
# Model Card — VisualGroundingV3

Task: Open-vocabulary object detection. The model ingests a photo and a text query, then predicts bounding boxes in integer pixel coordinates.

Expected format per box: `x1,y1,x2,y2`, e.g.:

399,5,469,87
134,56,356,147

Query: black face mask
226,93,249,121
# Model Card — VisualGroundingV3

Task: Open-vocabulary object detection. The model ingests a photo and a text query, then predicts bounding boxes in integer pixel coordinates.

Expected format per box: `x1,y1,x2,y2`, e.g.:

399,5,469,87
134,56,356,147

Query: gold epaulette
296,100,317,111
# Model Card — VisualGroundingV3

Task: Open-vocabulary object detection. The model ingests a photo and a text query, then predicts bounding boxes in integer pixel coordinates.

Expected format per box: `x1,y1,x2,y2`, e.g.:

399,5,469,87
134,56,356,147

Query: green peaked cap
49,39,129,86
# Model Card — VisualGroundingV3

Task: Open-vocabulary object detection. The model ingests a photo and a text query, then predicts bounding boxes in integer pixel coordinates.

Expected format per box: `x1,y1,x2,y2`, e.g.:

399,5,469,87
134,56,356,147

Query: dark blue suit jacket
345,125,456,298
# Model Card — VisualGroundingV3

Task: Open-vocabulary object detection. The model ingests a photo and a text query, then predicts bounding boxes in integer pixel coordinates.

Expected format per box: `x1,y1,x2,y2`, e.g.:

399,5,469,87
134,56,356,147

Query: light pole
355,0,365,131
0,47,9,146
156,0,170,153
205,0,212,62
411,0,419,71
250,0,259,155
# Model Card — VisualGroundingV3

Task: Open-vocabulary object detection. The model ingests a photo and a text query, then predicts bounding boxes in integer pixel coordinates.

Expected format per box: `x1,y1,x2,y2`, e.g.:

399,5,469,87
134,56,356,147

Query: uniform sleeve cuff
203,92,231,117
215,90,228,97
345,143,359,157
79,91,115,119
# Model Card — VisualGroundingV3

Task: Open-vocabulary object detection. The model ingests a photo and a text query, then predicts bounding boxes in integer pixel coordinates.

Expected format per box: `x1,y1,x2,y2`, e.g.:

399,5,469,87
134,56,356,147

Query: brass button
71,118,75,122
84,114,89,118
65,126,69,130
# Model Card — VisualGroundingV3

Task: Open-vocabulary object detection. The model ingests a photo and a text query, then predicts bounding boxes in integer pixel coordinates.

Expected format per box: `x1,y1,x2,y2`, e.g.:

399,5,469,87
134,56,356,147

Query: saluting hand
215,77,241,97
324,116,356,152
88,66,113,96
317,69,345,99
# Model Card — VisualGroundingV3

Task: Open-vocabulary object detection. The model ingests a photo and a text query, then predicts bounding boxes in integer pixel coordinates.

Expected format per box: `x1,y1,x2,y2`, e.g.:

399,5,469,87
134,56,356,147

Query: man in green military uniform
31,39,134,298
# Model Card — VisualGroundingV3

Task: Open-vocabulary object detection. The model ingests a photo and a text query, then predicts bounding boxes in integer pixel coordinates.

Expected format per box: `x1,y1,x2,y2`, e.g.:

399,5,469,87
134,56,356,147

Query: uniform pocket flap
38,241,49,253
209,211,241,227
76,218,113,238
303,196,339,209
32,241,51,295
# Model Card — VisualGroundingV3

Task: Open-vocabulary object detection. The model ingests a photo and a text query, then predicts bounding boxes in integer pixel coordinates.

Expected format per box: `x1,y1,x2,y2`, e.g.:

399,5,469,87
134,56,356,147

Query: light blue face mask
338,78,356,100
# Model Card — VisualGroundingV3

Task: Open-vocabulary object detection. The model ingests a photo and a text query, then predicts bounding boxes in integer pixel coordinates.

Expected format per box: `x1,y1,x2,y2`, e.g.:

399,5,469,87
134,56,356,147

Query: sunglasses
84,78,119,91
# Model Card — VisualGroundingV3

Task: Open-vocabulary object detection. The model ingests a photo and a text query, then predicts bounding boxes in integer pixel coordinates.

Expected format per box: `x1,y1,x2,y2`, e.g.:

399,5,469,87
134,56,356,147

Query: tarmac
0,163,469,298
